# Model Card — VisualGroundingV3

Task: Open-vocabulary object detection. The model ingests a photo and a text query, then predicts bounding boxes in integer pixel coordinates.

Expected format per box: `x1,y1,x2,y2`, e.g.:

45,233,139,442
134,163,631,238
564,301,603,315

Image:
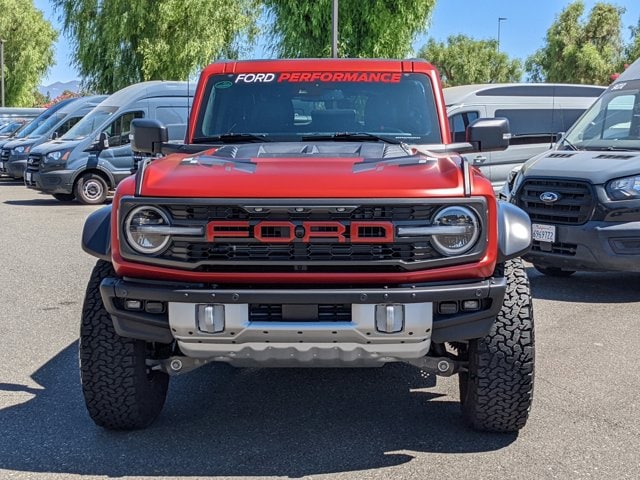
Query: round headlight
125,206,171,254
431,206,480,256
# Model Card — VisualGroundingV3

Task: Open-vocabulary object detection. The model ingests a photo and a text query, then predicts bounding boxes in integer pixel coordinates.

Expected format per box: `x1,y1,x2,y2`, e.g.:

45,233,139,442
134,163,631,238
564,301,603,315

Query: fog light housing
438,302,459,315
461,300,480,311
197,304,225,333
375,304,404,333
145,301,165,314
125,300,143,311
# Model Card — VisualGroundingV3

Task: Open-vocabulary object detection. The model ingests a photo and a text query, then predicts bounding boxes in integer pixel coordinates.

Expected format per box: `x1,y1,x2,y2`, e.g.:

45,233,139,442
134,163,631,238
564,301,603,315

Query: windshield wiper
559,137,579,151
583,145,640,151
302,132,402,144
193,133,271,144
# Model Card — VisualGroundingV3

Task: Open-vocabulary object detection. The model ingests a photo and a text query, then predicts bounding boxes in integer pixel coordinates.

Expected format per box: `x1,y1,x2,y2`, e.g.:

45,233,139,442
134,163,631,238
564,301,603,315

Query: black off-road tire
459,258,534,432
80,260,169,430
533,264,575,277
52,193,75,202
75,173,108,205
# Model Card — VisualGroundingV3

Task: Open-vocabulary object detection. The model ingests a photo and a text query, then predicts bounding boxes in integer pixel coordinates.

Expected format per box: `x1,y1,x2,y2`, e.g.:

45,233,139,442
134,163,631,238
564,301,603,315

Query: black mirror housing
131,119,168,154
466,117,510,152
99,131,109,150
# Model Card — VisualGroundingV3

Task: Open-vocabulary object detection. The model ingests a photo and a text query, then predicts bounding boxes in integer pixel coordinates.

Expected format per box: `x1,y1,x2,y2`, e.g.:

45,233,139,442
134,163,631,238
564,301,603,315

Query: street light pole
1,39,5,107
332,0,338,58
497,17,507,52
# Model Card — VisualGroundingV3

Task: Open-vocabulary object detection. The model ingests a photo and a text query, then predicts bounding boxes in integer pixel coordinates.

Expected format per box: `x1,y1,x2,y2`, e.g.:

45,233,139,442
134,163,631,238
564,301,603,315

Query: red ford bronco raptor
80,58,534,432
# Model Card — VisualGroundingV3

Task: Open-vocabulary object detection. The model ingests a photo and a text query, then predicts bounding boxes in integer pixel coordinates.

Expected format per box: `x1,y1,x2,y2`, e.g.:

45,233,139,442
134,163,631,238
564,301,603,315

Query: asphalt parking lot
1,180,639,480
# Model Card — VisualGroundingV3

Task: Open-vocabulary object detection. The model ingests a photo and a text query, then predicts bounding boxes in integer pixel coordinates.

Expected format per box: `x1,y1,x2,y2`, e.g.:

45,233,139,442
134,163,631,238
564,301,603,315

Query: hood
30,139,83,156
522,149,640,184
4,137,41,151
140,142,466,198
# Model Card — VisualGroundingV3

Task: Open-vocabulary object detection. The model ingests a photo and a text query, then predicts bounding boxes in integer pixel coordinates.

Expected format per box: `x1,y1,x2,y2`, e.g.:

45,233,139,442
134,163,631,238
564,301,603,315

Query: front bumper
6,156,27,178
525,220,640,272
100,276,507,367
24,169,75,194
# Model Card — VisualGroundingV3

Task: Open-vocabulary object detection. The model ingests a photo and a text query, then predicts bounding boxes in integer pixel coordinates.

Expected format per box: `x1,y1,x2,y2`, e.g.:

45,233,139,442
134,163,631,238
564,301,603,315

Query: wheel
533,264,575,277
80,260,169,430
52,193,75,202
459,258,535,432
75,173,108,205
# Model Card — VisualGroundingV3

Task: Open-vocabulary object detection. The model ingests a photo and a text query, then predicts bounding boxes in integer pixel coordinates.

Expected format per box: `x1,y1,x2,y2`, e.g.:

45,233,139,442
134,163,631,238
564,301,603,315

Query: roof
200,58,438,77
443,83,605,105
615,57,640,83
55,95,107,115
99,81,192,108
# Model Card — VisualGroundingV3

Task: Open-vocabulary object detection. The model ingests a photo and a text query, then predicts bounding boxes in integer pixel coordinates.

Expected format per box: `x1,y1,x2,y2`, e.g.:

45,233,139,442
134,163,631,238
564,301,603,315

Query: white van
444,83,604,190
25,81,192,204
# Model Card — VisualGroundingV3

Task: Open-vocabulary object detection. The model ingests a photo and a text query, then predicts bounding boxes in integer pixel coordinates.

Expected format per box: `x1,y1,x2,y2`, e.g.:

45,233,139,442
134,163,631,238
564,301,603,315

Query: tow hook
146,356,212,376
410,356,467,376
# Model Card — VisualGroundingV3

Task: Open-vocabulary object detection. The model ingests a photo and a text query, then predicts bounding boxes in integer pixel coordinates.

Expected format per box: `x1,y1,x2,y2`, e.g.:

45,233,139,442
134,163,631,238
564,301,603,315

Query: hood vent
546,153,576,158
194,142,409,162
594,153,637,160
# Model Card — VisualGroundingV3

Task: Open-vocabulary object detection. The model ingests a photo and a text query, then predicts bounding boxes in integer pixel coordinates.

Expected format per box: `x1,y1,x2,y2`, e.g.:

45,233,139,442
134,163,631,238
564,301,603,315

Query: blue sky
34,0,640,85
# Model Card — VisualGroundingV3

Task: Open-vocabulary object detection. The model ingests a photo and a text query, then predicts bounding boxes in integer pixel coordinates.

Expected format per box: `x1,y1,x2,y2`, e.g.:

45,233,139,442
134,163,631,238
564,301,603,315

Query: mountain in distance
38,80,81,99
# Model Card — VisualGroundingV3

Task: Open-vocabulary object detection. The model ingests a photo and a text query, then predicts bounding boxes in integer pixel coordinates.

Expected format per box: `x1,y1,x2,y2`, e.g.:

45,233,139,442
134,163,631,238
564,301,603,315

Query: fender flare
71,165,117,189
497,200,532,263
82,205,112,261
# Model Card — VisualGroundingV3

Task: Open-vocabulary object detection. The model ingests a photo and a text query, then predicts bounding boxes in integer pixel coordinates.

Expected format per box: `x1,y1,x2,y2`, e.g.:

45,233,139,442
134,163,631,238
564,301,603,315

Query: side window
156,106,189,125
449,111,479,142
495,109,555,144
103,111,144,147
602,94,634,139
55,116,81,137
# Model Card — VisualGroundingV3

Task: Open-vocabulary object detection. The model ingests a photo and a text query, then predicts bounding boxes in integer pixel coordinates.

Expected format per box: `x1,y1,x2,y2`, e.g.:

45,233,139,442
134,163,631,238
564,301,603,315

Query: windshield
61,106,117,141
562,79,640,151
0,121,22,134
26,113,66,138
193,72,442,144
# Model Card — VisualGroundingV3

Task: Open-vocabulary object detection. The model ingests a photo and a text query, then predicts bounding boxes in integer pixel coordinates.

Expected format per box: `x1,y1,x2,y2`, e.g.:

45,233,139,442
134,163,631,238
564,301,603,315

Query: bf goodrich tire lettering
79,260,169,430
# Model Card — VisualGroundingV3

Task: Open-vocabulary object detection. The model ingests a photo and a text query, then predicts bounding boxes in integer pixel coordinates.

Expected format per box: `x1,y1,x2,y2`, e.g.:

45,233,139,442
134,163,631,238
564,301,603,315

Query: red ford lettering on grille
205,221,394,243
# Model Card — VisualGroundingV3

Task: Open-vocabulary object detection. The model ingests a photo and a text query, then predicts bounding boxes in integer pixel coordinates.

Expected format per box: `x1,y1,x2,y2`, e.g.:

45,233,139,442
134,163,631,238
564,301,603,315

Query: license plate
0,161,4,171
25,171,32,183
532,223,556,243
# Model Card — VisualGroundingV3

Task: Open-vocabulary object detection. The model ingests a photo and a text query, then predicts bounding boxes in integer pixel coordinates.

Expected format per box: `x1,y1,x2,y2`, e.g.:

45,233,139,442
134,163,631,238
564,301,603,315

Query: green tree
418,35,522,86
625,20,640,64
0,0,57,106
525,1,624,85
53,0,260,93
263,0,435,58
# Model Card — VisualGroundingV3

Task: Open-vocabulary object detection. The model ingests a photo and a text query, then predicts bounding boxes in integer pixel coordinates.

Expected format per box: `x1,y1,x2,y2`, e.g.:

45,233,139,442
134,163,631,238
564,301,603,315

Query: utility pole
1,39,5,107
497,17,507,52
332,0,338,58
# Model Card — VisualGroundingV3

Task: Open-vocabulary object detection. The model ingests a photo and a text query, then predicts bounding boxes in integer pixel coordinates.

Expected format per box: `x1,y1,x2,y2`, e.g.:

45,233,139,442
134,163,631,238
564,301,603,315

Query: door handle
473,155,487,164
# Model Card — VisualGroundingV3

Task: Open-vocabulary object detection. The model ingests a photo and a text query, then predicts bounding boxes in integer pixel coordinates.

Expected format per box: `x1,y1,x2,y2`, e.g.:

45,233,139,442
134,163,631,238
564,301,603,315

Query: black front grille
0,148,9,162
249,304,351,322
516,179,595,225
169,241,437,263
167,204,437,222
26,154,42,172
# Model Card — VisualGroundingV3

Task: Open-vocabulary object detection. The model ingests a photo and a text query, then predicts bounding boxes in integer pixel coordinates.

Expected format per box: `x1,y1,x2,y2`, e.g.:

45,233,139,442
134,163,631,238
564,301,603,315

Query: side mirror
98,131,109,150
466,117,510,152
51,131,59,140
131,119,167,154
